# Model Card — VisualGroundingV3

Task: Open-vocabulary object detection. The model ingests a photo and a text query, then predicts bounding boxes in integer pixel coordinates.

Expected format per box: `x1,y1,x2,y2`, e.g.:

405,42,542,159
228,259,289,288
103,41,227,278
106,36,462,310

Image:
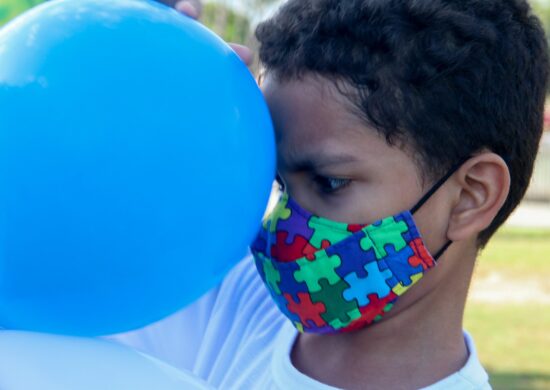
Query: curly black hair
255,0,550,246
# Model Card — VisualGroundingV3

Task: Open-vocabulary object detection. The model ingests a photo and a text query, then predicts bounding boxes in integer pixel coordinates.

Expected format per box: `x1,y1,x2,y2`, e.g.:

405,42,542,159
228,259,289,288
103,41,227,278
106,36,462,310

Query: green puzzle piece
311,279,359,326
261,255,281,295
308,216,355,249
329,307,362,329
360,216,408,259
263,194,291,233
294,253,342,293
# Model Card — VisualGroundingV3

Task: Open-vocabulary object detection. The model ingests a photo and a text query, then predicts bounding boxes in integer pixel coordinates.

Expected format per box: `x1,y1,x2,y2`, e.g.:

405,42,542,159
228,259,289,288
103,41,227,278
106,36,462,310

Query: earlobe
447,152,511,242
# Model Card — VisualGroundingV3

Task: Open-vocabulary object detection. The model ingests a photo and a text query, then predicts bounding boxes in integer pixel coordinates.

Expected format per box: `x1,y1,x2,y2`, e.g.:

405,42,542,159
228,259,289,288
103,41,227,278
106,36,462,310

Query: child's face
262,74,445,231
261,73,455,311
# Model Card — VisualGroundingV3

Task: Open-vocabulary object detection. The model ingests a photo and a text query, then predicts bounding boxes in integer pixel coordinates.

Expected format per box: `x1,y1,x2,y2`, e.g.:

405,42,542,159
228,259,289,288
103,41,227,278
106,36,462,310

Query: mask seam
261,213,417,267
258,229,388,273
409,234,436,269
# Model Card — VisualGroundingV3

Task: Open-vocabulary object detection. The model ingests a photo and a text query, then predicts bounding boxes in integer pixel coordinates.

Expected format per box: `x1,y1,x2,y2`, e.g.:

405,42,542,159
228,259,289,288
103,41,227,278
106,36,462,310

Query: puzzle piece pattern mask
251,192,437,334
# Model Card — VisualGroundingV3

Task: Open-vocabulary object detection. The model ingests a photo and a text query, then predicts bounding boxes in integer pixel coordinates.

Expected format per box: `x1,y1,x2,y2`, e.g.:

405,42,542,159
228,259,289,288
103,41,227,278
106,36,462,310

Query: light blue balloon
0,0,275,335
0,331,213,390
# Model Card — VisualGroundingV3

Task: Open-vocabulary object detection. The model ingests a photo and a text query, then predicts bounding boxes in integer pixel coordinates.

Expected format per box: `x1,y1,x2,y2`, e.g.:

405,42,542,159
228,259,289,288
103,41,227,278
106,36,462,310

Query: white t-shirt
106,256,491,390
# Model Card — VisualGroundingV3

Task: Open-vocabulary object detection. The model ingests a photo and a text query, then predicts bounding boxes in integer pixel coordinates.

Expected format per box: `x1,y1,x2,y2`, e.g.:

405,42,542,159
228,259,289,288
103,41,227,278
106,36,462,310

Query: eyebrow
283,153,360,171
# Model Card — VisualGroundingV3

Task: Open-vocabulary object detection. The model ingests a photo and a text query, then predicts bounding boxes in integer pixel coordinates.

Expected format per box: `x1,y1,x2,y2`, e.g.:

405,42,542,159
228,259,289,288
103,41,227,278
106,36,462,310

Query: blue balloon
0,331,213,389
0,0,275,335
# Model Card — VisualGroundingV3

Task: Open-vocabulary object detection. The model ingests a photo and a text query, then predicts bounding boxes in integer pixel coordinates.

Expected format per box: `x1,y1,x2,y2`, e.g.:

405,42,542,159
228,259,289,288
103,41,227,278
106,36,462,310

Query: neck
290,244,476,390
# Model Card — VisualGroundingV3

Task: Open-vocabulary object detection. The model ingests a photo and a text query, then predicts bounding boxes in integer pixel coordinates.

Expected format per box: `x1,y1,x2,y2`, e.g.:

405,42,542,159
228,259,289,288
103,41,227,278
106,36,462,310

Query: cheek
352,168,426,223
333,183,409,224
294,175,424,226
412,188,452,255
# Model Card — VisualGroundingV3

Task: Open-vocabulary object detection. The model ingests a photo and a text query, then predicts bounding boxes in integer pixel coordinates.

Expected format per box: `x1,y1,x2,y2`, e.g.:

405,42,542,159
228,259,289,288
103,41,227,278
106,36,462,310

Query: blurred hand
175,0,254,66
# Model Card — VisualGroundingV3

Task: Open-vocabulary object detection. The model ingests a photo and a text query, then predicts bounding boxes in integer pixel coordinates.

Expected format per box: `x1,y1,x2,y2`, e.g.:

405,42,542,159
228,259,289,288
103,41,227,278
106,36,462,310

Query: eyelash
275,174,351,194
313,175,351,194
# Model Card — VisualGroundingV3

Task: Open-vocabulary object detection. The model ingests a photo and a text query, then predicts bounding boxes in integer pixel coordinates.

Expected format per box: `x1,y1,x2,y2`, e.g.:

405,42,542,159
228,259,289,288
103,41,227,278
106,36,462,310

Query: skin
262,74,510,389
176,3,511,389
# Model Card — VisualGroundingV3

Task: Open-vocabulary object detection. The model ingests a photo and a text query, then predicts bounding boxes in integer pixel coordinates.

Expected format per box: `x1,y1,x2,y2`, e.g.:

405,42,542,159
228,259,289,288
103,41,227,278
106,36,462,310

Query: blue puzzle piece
277,261,309,301
342,262,394,305
253,249,308,302
383,244,423,286
394,212,415,242
270,290,301,323
376,257,400,288
326,232,378,279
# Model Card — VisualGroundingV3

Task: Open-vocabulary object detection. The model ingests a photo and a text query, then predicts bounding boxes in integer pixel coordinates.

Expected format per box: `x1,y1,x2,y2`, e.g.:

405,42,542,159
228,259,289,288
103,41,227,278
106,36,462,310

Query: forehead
260,74,410,170
262,74,359,143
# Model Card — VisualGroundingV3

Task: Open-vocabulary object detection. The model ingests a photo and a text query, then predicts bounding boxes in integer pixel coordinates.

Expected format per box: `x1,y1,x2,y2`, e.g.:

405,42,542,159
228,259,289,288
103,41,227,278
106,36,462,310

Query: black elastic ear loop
410,156,471,262
410,156,470,215
433,241,452,261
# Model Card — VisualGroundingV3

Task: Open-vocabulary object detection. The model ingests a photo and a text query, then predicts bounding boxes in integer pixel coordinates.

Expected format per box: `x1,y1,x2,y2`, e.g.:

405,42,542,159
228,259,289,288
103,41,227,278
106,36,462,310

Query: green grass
465,304,550,389
465,227,550,389
476,227,550,273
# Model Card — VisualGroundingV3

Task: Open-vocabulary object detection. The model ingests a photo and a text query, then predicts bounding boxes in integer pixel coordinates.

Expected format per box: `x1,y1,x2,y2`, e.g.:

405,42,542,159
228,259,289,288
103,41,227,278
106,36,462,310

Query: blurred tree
530,0,550,41
0,0,42,27
530,1,550,95
200,2,263,73
198,0,280,73
198,0,280,43
244,0,279,11
202,2,250,43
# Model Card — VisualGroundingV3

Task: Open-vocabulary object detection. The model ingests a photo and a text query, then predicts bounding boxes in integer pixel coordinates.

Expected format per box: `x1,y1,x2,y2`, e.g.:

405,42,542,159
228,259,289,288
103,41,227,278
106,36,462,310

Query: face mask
250,161,465,334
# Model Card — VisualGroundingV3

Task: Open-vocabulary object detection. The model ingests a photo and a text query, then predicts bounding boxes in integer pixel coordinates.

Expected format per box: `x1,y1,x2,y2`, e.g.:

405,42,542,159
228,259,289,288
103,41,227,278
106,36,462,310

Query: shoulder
192,255,287,386
107,255,287,387
199,253,285,338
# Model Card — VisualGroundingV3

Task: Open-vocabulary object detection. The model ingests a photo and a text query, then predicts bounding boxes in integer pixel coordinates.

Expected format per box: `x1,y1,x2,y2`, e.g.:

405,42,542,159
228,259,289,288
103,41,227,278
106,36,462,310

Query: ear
446,152,511,242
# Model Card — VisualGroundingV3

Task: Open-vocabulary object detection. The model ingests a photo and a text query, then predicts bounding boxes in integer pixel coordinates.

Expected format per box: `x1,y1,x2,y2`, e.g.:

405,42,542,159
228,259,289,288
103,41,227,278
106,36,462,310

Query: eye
314,175,351,194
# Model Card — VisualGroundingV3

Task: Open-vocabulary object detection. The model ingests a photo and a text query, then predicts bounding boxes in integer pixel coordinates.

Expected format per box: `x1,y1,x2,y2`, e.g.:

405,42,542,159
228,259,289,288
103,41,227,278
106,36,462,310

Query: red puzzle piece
347,223,365,233
409,238,435,270
302,239,330,260
271,231,304,262
284,292,327,328
341,291,398,332
271,231,329,262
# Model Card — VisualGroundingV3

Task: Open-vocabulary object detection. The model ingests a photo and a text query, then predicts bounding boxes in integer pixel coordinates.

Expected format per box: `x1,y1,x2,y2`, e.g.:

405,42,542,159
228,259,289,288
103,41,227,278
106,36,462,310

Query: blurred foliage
200,1,277,73
200,0,280,46
0,0,42,27
4,0,548,47
531,0,550,41
202,2,251,44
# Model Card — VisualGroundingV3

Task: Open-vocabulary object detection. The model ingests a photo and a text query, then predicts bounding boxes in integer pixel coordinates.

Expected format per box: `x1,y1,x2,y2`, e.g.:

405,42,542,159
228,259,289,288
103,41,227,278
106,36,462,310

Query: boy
109,0,549,388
